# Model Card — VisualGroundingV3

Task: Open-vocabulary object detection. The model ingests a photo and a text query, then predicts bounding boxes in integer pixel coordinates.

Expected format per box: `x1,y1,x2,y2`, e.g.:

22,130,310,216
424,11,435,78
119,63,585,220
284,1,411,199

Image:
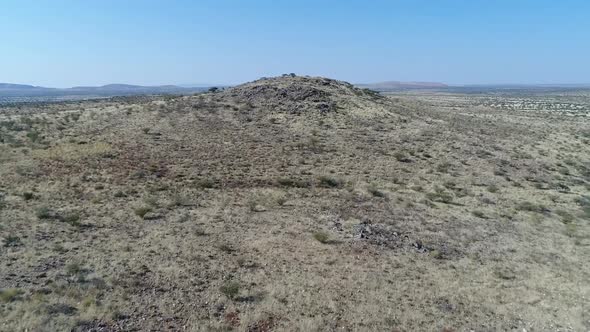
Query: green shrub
220,282,240,299
313,231,330,244
472,210,487,219
0,288,23,303
65,262,82,276
134,206,152,219
194,179,216,189
516,201,547,213
487,184,499,193
65,262,87,282
26,130,41,143
62,212,81,226
556,209,574,224
3,235,22,247
22,192,34,201
113,190,127,198
218,244,235,253
318,176,343,188
36,206,53,219
426,187,454,204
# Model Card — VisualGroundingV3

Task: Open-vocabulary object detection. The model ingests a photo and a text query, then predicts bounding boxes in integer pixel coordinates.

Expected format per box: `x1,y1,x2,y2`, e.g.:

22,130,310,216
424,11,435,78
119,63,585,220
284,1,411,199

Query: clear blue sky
2,0,589,87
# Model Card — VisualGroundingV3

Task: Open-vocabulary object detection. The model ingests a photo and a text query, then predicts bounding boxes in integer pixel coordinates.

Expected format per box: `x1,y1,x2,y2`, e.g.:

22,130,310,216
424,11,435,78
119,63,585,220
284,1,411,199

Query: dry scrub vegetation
0,76,589,331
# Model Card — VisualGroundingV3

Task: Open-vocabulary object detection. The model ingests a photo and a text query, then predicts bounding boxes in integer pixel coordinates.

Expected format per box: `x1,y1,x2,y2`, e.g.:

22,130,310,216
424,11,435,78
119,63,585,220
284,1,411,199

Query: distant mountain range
3,80,589,104
356,81,590,92
356,81,448,91
0,83,209,98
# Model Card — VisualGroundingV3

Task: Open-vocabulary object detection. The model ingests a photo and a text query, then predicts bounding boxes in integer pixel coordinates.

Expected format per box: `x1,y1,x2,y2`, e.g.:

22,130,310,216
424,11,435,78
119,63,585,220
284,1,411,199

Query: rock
252,205,266,212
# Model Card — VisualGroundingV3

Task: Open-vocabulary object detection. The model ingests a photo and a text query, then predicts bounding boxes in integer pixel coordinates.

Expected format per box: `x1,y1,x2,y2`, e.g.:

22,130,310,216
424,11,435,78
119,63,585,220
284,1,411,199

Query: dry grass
0,77,589,331
32,141,112,160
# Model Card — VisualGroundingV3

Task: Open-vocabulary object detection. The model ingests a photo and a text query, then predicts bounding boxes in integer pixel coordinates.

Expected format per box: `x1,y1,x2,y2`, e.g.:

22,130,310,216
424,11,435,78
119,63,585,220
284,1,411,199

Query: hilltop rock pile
220,75,385,115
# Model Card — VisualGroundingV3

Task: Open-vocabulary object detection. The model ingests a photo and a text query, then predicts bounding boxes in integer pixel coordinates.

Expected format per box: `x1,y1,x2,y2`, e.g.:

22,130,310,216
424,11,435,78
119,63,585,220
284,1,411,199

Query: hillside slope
0,76,588,331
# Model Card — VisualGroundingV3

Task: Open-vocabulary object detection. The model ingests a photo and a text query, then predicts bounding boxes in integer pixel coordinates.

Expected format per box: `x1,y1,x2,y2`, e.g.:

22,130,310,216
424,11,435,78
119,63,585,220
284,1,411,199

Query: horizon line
3,80,590,90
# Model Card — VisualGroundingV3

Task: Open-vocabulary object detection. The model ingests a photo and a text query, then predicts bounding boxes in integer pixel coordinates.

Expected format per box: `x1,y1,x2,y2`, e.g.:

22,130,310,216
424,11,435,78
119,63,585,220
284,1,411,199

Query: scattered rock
252,204,267,212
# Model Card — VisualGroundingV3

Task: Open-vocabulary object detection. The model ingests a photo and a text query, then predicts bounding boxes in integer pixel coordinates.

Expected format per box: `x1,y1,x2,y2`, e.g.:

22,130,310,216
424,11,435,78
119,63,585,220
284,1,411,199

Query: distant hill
0,83,208,102
0,83,51,91
357,81,448,91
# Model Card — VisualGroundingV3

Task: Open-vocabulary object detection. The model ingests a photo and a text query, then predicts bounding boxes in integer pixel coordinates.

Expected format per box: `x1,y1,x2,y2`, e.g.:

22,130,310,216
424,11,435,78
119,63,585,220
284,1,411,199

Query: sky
1,0,589,87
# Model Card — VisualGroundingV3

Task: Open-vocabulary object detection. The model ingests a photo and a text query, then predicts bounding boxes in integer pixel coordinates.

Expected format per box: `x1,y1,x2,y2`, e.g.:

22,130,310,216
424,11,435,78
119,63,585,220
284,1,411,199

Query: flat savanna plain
0,77,589,331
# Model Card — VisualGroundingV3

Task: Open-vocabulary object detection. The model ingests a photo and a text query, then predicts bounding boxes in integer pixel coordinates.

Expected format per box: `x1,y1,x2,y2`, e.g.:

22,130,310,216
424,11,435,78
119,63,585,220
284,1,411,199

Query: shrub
114,190,127,198
487,184,499,193
70,113,81,122
277,177,311,188
47,303,78,316
556,209,574,224
362,88,380,97
574,195,590,207
0,288,23,303
3,235,22,247
516,201,547,213
436,162,452,173
564,224,578,238
134,206,152,219
313,231,330,244
194,179,216,189
429,250,443,259
247,198,265,212
368,185,387,198
26,130,41,143
318,176,343,188
65,262,82,276
65,262,88,282
394,151,411,163
276,194,287,206
143,196,159,207
443,181,456,190
426,187,454,204
218,244,235,253
62,212,81,226
472,210,487,219
22,192,34,201
494,169,507,176
220,282,240,299
36,206,53,219
170,192,191,207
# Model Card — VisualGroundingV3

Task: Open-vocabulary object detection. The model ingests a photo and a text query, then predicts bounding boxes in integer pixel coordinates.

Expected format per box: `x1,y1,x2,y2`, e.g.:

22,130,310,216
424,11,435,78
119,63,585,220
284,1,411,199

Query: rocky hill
220,75,389,116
